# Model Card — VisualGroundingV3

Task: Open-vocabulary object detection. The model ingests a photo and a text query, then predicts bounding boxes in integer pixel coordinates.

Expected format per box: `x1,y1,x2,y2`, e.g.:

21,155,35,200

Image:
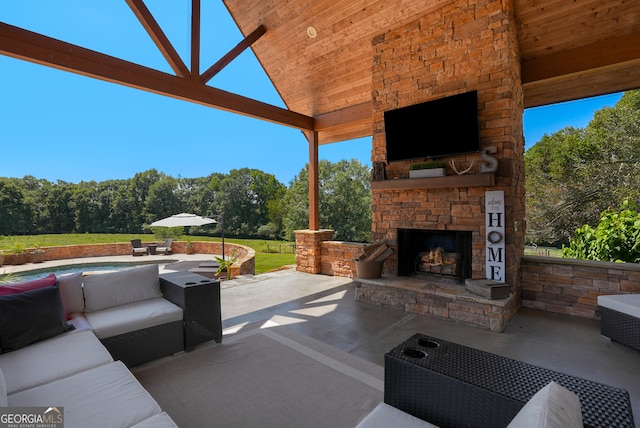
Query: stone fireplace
397,229,472,284
353,0,526,332
296,0,526,332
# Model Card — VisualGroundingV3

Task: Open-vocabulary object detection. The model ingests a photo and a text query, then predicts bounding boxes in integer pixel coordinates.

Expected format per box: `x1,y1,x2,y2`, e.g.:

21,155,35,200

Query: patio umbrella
150,213,217,227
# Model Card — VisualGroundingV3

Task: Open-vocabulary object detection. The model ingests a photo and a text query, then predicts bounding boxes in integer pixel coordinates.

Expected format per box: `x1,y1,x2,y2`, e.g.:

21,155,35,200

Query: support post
307,130,319,230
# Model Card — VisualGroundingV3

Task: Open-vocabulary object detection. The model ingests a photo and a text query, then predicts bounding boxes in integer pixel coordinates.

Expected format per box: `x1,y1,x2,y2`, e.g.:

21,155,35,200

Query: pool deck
0,253,220,276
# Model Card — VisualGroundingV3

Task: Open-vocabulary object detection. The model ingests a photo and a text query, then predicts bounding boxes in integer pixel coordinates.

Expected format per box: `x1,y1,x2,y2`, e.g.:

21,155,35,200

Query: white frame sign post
485,190,505,282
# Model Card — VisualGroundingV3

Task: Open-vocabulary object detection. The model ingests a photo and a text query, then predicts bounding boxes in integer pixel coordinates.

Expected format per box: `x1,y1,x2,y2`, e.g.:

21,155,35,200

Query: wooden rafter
201,25,267,84
191,0,200,78
125,0,189,78
0,22,314,130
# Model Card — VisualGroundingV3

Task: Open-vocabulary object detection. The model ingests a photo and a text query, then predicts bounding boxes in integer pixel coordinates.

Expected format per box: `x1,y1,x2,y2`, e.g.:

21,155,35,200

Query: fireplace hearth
397,229,472,283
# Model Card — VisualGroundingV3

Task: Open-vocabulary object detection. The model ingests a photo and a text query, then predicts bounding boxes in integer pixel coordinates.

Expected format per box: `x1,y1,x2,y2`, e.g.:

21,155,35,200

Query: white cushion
57,272,85,314
0,368,7,407
8,361,162,427
356,403,439,428
507,381,582,428
0,330,113,395
85,298,183,339
83,264,162,312
131,412,179,428
598,294,640,318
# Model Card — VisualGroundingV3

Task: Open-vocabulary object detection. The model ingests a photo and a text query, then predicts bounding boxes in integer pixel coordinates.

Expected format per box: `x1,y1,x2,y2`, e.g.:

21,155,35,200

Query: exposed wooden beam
125,0,189,78
523,58,640,108
191,0,201,78
0,22,314,130
201,25,267,84
307,131,320,230
522,31,640,84
314,102,372,131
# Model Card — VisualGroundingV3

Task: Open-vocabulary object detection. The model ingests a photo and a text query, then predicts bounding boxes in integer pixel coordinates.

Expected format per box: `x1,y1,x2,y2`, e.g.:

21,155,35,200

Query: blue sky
0,2,623,186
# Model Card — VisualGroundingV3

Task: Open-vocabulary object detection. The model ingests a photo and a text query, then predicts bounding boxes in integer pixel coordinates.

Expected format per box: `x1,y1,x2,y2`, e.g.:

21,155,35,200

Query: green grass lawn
0,234,296,274
523,245,563,257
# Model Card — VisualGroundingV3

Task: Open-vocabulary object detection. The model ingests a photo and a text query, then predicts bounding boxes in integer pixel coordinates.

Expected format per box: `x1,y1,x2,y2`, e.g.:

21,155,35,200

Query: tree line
525,90,640,247
0,160,372,242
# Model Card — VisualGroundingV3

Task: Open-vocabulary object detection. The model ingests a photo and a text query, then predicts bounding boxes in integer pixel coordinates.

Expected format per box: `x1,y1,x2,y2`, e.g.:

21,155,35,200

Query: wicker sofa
0,264,185,427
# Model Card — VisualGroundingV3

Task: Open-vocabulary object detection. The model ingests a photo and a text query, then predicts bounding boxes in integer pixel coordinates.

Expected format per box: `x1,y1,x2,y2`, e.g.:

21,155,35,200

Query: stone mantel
371,173,495,191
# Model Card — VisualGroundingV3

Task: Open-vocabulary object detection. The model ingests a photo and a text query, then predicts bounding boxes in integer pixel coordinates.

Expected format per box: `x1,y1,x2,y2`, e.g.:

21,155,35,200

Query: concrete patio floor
6,256,640,418
221,268,640,418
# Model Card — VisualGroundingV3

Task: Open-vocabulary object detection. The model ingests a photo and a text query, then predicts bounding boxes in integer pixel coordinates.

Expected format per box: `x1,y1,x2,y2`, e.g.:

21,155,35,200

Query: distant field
523,245,562,257
0,234,296,274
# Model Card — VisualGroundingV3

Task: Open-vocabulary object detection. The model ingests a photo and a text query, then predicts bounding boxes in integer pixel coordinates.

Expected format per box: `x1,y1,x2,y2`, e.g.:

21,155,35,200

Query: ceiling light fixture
307,26,317,38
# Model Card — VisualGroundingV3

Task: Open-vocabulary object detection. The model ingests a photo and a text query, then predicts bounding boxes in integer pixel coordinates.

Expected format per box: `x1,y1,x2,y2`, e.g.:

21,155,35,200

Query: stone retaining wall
521,255,640,318
2,241,255,276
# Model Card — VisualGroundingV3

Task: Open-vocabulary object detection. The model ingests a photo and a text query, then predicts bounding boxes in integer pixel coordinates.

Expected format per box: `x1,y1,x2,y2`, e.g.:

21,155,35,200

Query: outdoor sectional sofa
0,264,186,427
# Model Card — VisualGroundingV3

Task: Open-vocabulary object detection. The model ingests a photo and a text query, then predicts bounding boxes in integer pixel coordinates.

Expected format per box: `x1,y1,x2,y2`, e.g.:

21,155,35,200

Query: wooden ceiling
2,0,639,146
223,0,640,144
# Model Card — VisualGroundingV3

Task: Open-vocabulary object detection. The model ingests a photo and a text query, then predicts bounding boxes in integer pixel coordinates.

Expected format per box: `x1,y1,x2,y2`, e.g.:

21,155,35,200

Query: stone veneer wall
295,230,364,277
521,255,640,318
370,0,526,288
295,229,336,274
320,241,364,277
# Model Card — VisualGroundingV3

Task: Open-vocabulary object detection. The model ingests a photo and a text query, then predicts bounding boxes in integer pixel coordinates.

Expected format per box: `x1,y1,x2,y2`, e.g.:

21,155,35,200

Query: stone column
295,229,334,274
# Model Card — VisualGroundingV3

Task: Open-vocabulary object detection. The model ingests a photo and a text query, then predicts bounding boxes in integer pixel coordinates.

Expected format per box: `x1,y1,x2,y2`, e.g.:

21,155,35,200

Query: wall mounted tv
384,90,480,162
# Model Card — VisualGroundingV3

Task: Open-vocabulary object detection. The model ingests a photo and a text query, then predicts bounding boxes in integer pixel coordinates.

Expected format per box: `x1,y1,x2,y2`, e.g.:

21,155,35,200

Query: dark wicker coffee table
384,333,635,428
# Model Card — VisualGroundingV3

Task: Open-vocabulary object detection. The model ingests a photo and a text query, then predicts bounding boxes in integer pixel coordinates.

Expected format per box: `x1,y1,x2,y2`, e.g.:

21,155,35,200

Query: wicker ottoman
598,294,640,352
384,334,635,428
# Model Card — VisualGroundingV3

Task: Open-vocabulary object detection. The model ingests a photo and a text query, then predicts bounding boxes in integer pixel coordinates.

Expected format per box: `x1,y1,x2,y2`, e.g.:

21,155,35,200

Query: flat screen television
384,90,480,162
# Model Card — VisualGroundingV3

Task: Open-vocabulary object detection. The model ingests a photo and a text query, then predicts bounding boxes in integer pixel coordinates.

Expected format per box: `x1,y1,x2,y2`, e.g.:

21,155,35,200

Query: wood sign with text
485,190,505,282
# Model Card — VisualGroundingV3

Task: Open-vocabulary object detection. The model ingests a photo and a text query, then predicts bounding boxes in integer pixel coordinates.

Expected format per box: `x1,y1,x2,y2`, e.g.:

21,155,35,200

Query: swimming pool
0,260,179,283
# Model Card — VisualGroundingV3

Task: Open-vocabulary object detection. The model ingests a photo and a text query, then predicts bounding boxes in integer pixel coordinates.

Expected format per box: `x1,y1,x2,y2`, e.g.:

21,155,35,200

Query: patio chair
131,239,148,256
156,238,173,255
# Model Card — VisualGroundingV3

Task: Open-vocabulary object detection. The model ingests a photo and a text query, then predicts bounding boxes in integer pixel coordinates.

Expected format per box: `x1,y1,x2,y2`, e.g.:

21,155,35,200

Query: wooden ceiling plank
517,0,639,27
0,22,314,131
522,31,640,83
319,121,372,145
314,102,372,131
125,0,190,78
200,24,266,84
515,0,596,23
516,0,640,57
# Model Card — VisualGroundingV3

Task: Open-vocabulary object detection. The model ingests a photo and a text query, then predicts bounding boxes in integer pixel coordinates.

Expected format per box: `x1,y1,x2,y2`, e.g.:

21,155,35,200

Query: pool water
0,260,177,283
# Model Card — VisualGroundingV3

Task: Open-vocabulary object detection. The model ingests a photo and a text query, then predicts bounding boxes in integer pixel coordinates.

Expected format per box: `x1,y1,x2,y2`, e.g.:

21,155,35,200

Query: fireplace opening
397,229,472,283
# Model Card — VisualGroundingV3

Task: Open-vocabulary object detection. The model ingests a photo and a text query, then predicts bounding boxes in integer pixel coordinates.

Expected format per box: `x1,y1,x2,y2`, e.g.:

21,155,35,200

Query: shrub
562,199,640,262
151,226,184,240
